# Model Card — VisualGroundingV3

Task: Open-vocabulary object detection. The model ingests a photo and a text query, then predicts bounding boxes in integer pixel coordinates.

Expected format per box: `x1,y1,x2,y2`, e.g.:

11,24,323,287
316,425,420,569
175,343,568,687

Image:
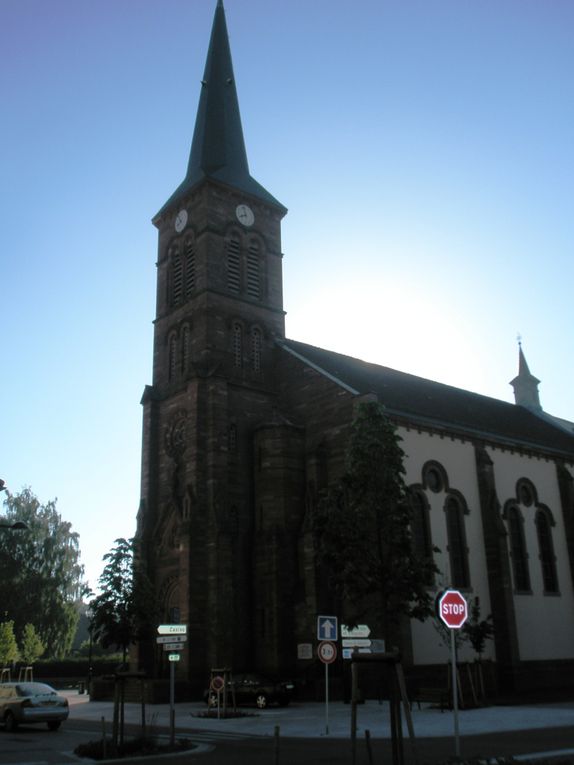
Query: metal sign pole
451,629,460,758
169,660,175,746
325,660,329,735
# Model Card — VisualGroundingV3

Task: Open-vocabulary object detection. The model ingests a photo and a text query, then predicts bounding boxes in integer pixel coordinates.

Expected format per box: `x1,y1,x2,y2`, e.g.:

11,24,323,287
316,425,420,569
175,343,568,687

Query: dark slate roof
280,338,574,458
156,0,285,219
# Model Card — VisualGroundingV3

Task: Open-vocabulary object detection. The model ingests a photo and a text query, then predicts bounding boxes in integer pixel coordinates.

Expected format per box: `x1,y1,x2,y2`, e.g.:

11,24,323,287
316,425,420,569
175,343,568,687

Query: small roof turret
510,342,542,412
156,0,285,219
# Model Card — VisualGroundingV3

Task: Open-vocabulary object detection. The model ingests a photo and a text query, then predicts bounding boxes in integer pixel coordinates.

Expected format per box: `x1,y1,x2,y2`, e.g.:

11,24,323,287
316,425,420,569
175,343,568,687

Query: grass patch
74,736,195,760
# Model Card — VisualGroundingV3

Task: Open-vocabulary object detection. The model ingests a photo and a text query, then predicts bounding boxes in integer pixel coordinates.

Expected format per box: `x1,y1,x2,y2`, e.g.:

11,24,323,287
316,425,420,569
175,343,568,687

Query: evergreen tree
0,488,86,656
314,401,439,646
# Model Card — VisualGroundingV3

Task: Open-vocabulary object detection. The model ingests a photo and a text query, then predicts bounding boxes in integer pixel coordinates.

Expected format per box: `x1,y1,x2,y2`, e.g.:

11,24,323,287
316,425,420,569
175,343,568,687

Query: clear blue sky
2,0,573,591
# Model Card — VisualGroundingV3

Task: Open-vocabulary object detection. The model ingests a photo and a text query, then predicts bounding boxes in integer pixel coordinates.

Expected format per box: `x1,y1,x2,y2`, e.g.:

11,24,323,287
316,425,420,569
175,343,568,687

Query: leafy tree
0,487,86,657
462,596,494,658
0,621,19,666
90,538,156,664
314,401,439,647
20,623,44,665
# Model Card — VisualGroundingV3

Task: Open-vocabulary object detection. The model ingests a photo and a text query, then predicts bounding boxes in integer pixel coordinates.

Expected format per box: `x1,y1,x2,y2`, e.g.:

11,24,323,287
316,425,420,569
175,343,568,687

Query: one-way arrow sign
317,615,338,641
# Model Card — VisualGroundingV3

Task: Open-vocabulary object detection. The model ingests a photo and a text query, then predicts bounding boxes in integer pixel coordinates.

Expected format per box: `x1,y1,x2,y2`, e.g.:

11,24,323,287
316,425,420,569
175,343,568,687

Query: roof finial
517,332,522,348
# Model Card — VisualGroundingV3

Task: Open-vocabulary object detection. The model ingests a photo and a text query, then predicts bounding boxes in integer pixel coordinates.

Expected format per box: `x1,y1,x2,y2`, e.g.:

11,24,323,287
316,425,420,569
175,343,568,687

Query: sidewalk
65,691,574,741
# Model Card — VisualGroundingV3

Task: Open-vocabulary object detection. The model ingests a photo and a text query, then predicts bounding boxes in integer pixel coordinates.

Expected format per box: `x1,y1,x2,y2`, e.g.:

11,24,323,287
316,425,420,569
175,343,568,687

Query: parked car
205,673,295,709
0,682,69,732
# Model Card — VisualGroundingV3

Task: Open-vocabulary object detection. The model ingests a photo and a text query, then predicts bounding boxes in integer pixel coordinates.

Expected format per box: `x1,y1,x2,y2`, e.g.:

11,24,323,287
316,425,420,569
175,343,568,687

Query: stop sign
438,589,468,629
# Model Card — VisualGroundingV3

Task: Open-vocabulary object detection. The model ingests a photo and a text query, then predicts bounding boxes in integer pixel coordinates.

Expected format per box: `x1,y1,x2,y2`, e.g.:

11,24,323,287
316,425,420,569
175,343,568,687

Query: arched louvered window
181,325,190,374
536,509,558,593
233,322,242,368
246,241,260,298
227,237,241,293
507,505,530,591
172,249,183,306
409,489,434,585
168,334,177,381
185,239,195,298
445,494,470,588
251,327,262,373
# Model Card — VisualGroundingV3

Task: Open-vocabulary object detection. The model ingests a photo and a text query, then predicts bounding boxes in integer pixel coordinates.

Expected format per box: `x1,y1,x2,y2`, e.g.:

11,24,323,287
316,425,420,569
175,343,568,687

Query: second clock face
236,204,254,227
175,209,188,233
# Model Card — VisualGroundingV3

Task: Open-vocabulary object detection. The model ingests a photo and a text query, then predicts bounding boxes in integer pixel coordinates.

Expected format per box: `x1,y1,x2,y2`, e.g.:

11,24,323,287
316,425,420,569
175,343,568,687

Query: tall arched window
233,322,243,368
185,238,195,298
536,508,558,593
168,334,177,381
227,237,241,293
246,241,260,298
408,488,434,584
181,325,190,374
507,505,530,592
251,327,262,373
445,494,470,588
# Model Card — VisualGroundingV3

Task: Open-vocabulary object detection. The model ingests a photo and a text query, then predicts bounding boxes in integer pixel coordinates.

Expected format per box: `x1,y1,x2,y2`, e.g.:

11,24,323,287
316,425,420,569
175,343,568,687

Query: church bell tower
136,0,288,685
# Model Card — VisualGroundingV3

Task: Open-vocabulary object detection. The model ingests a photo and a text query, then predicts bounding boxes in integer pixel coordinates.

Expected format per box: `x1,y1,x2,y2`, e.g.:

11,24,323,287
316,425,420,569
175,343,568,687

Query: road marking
515,749,574,761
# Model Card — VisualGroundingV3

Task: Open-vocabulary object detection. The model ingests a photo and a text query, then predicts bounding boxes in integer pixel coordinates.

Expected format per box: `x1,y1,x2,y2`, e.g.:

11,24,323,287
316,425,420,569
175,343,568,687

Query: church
135,0,574,696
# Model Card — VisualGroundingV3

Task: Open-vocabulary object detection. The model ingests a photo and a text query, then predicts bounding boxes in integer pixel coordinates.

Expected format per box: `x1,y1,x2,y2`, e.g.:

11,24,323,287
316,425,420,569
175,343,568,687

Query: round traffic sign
438,589,468,629
318,640,337,664
210,675,225,692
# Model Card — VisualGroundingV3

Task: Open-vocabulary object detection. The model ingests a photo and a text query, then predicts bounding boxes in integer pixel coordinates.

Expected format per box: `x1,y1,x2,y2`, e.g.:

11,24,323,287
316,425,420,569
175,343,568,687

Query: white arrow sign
341,624,371,638
156,635,187,644
157,624,187,635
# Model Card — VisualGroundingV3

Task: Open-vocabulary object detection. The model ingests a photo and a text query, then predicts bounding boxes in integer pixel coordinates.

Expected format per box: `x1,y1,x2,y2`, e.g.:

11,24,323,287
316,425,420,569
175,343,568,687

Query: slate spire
157,0,284,218
510,341,542,412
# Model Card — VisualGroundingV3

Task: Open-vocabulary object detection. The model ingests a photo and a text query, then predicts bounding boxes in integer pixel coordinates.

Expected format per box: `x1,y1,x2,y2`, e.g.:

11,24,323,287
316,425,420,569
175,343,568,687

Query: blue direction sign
317,615,338,641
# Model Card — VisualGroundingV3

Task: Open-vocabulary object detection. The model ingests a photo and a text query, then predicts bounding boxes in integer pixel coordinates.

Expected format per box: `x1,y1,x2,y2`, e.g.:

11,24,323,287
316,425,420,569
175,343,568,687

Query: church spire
157,0,284,218
510,341,542,412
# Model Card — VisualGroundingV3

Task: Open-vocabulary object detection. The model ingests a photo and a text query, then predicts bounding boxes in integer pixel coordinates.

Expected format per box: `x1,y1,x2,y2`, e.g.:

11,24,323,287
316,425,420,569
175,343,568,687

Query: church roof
156,0,285,219
280,339,574,459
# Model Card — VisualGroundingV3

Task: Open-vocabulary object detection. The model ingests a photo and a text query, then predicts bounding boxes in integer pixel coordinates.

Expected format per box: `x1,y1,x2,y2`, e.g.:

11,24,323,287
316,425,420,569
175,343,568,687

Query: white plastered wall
399,427,494,666
489,448,574,661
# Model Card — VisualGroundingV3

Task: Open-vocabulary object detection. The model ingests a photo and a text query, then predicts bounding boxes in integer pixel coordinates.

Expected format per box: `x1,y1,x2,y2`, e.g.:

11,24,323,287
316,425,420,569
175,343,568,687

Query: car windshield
16,683,56,697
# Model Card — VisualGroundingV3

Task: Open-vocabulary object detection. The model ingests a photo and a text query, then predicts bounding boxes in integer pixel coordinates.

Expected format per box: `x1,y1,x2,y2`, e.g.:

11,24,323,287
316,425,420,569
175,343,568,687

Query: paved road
2,692,574,765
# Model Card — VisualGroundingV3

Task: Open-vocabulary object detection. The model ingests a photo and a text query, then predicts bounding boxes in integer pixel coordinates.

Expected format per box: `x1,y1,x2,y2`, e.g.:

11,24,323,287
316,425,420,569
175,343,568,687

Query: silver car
0,682,69,731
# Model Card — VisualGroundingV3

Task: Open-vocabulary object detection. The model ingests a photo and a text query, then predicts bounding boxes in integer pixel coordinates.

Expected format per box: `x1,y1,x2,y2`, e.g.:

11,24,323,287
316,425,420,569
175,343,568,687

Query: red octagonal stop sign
438,589,468,629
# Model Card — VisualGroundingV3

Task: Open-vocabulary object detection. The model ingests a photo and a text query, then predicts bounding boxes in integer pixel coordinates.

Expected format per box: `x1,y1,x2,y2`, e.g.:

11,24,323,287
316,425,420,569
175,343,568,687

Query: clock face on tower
174,209,188,233
236,204,254,227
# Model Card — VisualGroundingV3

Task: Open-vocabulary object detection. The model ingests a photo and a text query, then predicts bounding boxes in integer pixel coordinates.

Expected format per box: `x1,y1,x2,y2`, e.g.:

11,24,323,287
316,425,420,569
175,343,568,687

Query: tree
90,537,156,664
0,488,86,657
313,401,439,647
0,621,19,666
20,623,45,665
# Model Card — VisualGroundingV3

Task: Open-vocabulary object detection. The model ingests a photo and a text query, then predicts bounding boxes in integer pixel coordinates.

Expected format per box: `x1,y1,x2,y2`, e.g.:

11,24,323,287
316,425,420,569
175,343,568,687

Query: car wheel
277,696,290,707
4,712,17,732
255,693,268,709
47,721,61,731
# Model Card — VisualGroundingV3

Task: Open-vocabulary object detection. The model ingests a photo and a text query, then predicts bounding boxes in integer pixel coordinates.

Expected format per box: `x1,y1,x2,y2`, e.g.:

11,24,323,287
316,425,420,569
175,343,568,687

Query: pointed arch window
507,505,530,592
536,508,559,593
227,237,241,293
185,238,196,298
168,334,177,381
181,325,190,374
251,327,262,373
233,322,243,368
246,241,261,298
445,494,470,589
